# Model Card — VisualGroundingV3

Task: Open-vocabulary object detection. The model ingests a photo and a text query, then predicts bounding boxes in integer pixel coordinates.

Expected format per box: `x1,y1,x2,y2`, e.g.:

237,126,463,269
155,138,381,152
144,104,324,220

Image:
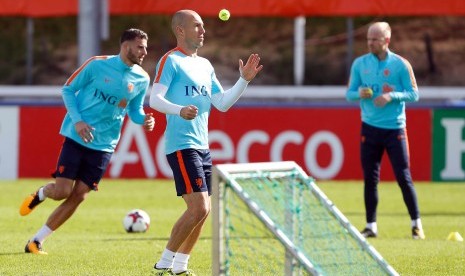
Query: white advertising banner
0,107,19,179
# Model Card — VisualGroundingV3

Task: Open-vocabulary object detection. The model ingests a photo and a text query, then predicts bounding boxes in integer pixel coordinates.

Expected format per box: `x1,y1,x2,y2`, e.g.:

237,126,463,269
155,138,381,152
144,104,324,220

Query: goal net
212,161,398,276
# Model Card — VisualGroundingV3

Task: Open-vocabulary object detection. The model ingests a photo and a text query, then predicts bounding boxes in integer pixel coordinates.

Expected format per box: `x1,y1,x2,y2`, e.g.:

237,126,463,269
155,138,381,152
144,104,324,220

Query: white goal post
212,161,398,276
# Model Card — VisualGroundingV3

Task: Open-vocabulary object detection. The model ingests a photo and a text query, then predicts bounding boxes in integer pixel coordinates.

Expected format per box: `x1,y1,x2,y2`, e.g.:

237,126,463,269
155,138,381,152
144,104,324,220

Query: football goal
212,161,398,276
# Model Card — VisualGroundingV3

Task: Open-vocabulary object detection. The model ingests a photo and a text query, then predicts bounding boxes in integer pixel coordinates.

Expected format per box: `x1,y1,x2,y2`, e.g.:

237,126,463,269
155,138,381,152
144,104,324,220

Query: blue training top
60,55,150,152
153,47,224,154
346,50,419,129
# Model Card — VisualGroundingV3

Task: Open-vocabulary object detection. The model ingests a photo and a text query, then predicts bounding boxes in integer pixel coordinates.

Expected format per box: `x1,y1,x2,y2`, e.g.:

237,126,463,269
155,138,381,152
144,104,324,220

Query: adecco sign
18,106,431,181
0,107,19,179
433,109,465,181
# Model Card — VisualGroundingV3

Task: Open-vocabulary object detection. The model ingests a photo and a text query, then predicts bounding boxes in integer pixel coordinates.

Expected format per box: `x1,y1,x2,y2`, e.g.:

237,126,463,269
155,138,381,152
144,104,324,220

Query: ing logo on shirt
93,89,122,106
184,85,209,97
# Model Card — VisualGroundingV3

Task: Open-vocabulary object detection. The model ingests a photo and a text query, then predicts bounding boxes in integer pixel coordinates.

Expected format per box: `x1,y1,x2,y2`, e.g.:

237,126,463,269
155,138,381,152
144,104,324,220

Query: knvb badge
127,83,134,93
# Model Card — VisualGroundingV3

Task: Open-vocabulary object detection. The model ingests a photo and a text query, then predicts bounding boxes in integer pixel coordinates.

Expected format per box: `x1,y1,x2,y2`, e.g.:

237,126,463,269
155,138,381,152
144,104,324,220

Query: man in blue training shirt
19,28,155,254
149,9,262,275
346,22,425,240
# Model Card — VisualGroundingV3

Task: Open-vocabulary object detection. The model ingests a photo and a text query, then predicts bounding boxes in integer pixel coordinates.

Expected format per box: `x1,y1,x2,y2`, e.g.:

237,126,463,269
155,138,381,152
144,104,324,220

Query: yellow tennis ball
219,9,230,21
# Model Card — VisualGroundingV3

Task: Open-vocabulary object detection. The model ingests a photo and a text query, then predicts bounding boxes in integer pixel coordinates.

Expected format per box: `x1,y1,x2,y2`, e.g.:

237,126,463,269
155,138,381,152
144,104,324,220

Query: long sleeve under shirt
153,47,224,154
61,55,150,152
346,50,419,129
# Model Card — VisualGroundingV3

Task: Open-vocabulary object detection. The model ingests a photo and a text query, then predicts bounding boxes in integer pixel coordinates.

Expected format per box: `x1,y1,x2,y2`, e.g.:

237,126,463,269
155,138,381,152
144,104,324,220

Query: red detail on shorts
58,165,65,174
195,178,203,188
176,151,193,194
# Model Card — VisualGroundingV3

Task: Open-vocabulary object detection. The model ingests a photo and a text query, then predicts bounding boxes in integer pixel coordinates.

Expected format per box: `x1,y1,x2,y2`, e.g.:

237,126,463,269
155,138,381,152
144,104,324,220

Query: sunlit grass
0,179,463,275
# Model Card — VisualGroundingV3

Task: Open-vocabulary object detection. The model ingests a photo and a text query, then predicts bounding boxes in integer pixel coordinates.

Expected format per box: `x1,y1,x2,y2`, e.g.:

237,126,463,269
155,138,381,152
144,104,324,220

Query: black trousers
360,122,420,223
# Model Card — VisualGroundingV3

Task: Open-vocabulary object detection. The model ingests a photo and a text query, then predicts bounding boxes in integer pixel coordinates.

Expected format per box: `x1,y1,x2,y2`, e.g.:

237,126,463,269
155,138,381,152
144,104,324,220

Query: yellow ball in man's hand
366,88,373,96
219,9,230,21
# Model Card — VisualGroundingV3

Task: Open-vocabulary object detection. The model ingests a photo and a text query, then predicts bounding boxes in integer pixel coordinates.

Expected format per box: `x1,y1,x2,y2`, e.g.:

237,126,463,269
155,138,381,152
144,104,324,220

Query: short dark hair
120,28,148,44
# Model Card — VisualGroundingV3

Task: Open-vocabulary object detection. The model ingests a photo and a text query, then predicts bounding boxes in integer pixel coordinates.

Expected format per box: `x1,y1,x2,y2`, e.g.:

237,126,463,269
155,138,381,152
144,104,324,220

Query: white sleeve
211,77,249,112
149,83,183,115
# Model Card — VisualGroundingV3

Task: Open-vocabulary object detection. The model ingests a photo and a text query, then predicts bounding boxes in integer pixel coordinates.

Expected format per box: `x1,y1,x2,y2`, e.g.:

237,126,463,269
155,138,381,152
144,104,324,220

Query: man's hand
143,113,155,131
359,87,373,99
374,94,392,107
180,105,198,120
75,121,95,143
239,54,263,82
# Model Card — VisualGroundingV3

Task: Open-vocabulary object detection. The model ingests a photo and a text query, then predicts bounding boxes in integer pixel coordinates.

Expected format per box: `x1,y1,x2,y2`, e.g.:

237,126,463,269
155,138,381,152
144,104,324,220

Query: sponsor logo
93,89,119,105
184,85,208,97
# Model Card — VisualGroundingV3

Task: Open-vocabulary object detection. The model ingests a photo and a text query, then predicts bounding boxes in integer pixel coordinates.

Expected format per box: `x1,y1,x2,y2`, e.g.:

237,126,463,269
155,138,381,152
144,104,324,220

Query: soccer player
19,28,155,254
346,22,425,240
149,10,263,275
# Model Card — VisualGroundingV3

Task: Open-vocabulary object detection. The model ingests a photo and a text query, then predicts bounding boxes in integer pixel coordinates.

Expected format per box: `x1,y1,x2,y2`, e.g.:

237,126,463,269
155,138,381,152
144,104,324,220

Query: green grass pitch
1,179,464,275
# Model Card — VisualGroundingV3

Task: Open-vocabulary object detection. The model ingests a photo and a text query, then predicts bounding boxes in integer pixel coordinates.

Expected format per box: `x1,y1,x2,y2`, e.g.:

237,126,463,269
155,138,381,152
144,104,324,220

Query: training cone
447,232,464,242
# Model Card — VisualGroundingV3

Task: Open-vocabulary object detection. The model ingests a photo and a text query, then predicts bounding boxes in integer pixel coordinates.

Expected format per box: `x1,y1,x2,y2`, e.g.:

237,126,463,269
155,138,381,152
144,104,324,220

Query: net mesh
220,169,392,275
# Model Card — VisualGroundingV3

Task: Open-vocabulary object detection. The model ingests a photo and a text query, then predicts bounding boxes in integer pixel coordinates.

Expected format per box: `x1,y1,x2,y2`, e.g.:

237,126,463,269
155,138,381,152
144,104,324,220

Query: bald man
149,10,263,275
346,22,425,240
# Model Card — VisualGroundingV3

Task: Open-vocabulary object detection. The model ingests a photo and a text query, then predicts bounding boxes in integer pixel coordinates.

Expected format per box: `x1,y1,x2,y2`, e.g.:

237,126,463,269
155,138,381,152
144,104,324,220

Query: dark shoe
19,187,44,216
25,240,47,255
412,227,425,240
360,228,377,238
174,270,197,275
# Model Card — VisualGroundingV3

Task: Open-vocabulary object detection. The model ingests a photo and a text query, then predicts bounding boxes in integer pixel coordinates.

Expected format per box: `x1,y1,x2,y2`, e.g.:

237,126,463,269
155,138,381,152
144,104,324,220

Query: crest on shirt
127,83,134,93
383,69,390,77
118,98,128,108
382,83,394,93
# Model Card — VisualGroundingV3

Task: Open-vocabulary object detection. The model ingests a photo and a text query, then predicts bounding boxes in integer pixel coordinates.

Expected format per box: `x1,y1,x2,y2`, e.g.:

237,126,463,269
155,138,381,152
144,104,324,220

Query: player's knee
53,188,73,200
45,183,72,200
190,204,210,221
70,192,88,204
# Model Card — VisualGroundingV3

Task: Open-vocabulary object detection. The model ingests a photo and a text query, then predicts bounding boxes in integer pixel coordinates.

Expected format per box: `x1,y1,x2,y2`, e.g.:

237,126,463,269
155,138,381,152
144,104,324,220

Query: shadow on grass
344,211,465,217
101,236,212,242
0,252,26,256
